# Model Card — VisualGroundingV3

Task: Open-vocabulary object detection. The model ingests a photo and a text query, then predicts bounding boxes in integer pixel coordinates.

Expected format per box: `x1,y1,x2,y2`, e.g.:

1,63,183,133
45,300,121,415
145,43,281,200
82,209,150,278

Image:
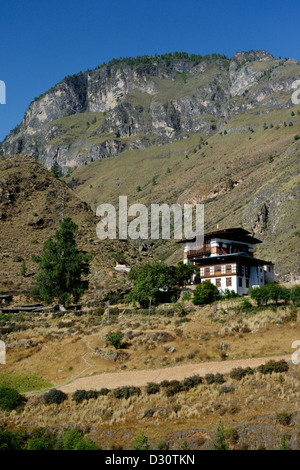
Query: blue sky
0,0,299,141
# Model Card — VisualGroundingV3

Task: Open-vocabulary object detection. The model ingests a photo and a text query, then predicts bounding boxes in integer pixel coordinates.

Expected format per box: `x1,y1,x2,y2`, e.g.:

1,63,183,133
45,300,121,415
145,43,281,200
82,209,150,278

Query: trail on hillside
59,353,291,394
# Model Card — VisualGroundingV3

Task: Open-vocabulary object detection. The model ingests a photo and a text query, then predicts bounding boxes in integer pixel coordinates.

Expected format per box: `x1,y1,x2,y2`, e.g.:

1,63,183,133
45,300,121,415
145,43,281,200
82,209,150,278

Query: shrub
143,408,155,418
290,285,300,305
113,386,141,399
106,331,124,349
72,390,99,403
225,428,239,444
98,388,110,396
276,412,292,426
62,429,99,450
230,367,253,381
183,375,202,389
0,430,24,450
146,382,160,395
212,422,229,450
157,441,170,450
193,280,219,305
205,373,225,385
43,388,67,405
160,380,170,388
132,432,151,450
257,360,289,375
0,386,23,412
219,385,235,394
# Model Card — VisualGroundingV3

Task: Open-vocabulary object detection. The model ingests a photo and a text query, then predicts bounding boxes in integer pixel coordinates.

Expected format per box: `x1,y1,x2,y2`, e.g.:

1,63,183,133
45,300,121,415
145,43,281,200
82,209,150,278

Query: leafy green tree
128,262,176,307
175,262,198,287
249,285,269,306
193,280,219,305
32,217,92,308
0,387,23,412
106,331,124,349
212,422,229,450
267,283,289,306
290,285,300,305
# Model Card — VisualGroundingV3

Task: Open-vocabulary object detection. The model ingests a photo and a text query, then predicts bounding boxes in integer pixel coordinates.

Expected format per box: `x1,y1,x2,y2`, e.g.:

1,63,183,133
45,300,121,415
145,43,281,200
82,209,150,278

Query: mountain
0,50,300,281
0,154,146,297
1,50,300,173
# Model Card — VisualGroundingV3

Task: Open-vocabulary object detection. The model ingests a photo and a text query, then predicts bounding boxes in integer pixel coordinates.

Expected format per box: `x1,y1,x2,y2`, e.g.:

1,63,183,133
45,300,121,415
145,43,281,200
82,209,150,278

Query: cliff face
1,50,300,172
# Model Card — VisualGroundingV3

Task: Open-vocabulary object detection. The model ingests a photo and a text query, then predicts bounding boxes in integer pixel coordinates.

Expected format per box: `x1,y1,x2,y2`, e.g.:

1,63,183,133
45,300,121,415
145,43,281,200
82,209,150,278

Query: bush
230,367,253,381
275,412,292,426
205,373,225,385
290,285,300,305
219,385,235,394
193,280,219,305
43,388,67,405
62,429,99,450
146,382,160,395
143,408,155,418
112,386,141,399
72,390,99,403
106,331,124,349
183,375,202,388
0,429,24,450
257,360,289,375
0,386,23,412
132,432,151,450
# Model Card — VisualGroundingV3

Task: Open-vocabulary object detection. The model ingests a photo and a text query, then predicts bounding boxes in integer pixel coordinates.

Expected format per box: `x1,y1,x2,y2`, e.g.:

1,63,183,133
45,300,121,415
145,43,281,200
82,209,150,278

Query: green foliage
294,134,300,141
279,434,291,450
33,217,92,307
290,285,300,305
212,422,229,450
128,262,176,307
132,432,151,450
42,388,67,405
0,386,23,412
62,429,99,450
205,373,225,385
106,331,124,349
230,367,253,381
257,360,289,375
175,262,198,286
136,185,141,192
72,390,99,403
157,441,170,450
113,386,141,399
249,283,288,307
181,440,190,450
51,165,62,178
97,52,228,70
276,412,292,426
146,382,160,395
0,429,24,450
193,280,219,305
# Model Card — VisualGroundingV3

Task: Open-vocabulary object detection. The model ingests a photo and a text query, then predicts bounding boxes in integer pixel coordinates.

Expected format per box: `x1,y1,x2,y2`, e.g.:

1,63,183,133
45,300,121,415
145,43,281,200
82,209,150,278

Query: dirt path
60,354,291,394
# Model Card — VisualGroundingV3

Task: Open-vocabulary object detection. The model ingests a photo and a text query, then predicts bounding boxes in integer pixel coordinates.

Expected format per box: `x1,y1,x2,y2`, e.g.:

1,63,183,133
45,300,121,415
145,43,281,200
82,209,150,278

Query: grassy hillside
66,105,300,280
0,155,148,298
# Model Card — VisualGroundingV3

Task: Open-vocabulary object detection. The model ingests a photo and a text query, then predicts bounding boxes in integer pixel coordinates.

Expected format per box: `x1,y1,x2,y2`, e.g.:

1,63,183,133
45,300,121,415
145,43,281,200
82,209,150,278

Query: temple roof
178,227,262,245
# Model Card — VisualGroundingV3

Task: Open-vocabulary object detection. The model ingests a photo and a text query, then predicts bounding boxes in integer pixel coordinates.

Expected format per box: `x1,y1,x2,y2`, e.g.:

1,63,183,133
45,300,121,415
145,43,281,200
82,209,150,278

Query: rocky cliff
1,50,300,173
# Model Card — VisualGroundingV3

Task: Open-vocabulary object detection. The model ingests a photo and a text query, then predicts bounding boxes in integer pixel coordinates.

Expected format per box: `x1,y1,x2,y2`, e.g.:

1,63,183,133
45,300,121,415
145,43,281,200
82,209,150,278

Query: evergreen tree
32,217,92,308
212,422,229,450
